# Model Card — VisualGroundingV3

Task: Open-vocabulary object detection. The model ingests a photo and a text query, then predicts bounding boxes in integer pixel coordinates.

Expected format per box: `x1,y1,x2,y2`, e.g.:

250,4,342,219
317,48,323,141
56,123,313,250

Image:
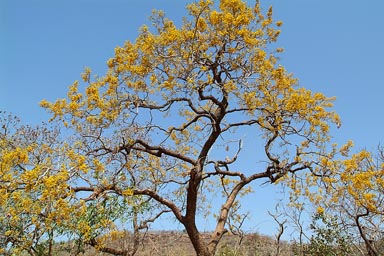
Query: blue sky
1,0,384,237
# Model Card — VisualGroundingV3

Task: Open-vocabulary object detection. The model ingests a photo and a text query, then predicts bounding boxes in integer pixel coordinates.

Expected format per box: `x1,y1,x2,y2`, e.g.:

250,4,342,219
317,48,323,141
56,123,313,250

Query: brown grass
54,231,294,256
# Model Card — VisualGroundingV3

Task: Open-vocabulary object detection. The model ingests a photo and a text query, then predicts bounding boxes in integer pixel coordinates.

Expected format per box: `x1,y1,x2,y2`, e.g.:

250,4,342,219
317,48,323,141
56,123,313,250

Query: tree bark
184,222,210,256
355,212,379,256
182,164,211,256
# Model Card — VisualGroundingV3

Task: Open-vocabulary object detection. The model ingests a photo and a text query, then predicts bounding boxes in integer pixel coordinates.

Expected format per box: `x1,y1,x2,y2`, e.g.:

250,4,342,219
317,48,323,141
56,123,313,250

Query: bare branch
133,189,184,223
131,139,196,165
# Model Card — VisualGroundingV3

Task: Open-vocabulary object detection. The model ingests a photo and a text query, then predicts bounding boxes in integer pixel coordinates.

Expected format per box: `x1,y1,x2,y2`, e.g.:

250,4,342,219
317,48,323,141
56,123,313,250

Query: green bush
304,213,354,256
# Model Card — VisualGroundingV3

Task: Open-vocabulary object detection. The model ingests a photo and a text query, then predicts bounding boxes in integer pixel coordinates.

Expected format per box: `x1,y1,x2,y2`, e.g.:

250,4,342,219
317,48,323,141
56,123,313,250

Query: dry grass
54,231,294,256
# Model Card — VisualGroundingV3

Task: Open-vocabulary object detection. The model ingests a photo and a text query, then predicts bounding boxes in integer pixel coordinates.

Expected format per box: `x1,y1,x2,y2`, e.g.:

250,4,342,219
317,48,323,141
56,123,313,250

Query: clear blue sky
1,0,383,237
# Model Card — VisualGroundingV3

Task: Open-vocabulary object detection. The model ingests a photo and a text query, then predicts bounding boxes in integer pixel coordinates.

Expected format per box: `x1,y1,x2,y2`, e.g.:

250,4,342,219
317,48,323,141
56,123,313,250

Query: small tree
318,146,384,256
0,111,159,255
41,0,342,255
305,213,354,256
0,112,74,255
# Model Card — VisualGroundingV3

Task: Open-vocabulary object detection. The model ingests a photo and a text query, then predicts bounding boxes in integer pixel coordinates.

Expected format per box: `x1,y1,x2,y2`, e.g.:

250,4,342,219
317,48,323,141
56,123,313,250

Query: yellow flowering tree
0,112,76,255
268,144,384,255
317,147,384,256
0,112,152,255
41,0,342,255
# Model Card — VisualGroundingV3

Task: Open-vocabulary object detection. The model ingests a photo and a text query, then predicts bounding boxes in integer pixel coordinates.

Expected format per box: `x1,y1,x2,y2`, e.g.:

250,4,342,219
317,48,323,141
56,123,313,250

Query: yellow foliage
122,188,133,197
316,206,325,215
32,1,364,254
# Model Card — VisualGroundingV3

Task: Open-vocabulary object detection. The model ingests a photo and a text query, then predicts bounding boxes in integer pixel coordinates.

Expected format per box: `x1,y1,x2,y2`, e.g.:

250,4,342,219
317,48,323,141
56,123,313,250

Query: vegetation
304,213,355,256
1,0,383,255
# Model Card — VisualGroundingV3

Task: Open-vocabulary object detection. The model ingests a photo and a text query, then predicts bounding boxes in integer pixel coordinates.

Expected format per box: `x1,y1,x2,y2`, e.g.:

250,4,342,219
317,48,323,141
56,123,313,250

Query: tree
0,112,75,255
304,213,355,256
318,146,384,256
40,0,342,255
0,111,158,256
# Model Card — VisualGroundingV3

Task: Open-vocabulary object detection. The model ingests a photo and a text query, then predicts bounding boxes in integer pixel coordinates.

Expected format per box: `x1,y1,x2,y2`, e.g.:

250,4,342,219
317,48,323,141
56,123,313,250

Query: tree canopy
2,0,383,255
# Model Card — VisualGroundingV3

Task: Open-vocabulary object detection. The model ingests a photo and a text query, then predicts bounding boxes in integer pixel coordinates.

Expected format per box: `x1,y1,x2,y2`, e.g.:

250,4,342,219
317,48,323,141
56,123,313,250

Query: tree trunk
184,222,211,256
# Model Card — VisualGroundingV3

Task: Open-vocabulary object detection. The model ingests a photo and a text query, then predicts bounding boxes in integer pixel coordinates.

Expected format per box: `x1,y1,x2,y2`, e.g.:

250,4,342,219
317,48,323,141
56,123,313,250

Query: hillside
53,231,293,256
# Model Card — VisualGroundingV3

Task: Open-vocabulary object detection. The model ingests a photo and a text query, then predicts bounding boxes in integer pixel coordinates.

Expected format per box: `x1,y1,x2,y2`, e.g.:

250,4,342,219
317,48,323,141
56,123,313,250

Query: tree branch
133,189,184,223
